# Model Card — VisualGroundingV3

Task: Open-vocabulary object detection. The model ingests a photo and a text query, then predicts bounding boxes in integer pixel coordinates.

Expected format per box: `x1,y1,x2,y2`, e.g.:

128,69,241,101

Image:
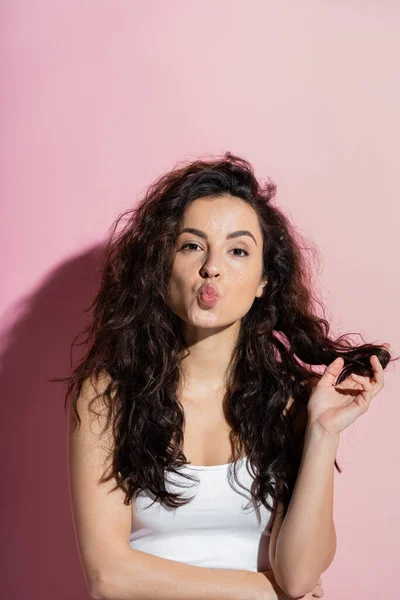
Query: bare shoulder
72,370,113,422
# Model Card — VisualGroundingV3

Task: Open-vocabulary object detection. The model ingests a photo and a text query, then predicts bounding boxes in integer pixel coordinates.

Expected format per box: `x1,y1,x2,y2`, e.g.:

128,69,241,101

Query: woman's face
167,194,268,330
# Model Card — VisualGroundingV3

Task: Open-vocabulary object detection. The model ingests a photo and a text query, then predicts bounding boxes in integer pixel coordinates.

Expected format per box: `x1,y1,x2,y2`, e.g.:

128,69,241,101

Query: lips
198,283,219,297
197,283,220,308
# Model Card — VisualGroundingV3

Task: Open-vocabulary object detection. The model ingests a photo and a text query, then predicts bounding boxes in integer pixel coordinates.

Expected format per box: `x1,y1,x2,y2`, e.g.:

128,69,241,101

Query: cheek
167,272,194,313
230,268,261,292
225,277,263,312
169,269,191,294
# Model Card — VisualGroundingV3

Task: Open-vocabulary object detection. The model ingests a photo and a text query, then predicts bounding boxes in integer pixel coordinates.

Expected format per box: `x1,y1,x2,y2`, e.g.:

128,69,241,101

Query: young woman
62,152,393,600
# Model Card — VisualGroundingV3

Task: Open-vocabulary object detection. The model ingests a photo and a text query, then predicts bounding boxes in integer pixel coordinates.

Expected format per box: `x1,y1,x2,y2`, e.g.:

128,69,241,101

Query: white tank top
129,456,274,572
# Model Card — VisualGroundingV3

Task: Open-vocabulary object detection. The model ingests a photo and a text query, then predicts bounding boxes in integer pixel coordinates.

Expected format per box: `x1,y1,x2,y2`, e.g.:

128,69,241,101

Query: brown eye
232,248,249,257
181,242,201,251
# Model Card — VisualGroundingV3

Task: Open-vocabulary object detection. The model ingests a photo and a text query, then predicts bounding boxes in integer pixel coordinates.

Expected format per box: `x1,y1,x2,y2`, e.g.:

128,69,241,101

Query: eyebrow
178,227,257,246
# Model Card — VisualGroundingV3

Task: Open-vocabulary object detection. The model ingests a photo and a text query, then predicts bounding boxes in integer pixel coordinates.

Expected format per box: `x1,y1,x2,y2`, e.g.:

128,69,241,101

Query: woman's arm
96,550,276,600
272,423,338,598
274,350,386,598
274,350,387,598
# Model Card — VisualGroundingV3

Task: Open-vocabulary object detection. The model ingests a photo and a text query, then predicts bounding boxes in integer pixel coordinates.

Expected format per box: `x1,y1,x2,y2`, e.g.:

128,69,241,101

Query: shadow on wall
0,245,106,600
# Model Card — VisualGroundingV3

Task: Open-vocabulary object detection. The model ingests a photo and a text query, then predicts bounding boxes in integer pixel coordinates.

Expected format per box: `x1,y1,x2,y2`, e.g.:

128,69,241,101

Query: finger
350,372,373,391
349,374,374,409
319,356,344,387
370,354,384,386
316,584,324,597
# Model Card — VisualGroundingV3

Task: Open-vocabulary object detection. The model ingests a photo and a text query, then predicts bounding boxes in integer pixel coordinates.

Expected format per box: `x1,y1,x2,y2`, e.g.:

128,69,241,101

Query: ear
256,275,268,298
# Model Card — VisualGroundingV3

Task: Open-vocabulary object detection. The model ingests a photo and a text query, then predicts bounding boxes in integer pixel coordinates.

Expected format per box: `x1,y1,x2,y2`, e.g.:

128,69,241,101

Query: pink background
1,1,399,599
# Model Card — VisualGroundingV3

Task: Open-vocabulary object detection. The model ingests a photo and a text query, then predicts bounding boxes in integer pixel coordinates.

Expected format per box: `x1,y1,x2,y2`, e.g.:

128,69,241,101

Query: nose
199,255,221,279
200,267,219,279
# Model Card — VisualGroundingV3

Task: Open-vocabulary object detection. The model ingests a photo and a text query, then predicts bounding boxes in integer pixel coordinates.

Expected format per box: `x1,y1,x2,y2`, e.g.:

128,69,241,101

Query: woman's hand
306,343,390,438
255,571,324,599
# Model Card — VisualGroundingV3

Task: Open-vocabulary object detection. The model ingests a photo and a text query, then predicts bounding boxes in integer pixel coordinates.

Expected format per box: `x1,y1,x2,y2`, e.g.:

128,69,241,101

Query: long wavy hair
53,152,395,520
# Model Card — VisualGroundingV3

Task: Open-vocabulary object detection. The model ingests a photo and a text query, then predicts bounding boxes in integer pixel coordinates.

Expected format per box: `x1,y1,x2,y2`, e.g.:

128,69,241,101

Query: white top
129,456,274,572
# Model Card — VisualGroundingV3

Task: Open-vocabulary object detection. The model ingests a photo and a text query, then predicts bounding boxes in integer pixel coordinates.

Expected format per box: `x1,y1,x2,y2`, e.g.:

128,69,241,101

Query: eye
181,242,201,252
231,248,249,257
180,242,249,257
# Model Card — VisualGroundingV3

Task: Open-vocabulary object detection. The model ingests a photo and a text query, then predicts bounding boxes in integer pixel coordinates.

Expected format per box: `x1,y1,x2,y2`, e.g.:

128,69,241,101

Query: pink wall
1,1,399,598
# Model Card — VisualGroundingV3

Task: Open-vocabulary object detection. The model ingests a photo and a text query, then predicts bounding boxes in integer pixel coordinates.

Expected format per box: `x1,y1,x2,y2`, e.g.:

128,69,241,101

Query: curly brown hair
52,151,395,521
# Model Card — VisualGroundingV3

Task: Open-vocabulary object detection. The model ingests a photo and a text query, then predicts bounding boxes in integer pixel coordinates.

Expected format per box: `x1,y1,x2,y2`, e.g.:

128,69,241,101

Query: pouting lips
198,283,219,297
198,293,219,308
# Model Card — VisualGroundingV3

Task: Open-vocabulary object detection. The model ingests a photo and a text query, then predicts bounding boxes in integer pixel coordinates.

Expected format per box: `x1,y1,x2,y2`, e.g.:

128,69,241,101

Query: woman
62,152,393,600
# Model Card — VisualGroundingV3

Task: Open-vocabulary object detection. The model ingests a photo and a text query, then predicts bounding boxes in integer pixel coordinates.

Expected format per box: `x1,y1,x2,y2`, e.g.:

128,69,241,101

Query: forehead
181,194,261,231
